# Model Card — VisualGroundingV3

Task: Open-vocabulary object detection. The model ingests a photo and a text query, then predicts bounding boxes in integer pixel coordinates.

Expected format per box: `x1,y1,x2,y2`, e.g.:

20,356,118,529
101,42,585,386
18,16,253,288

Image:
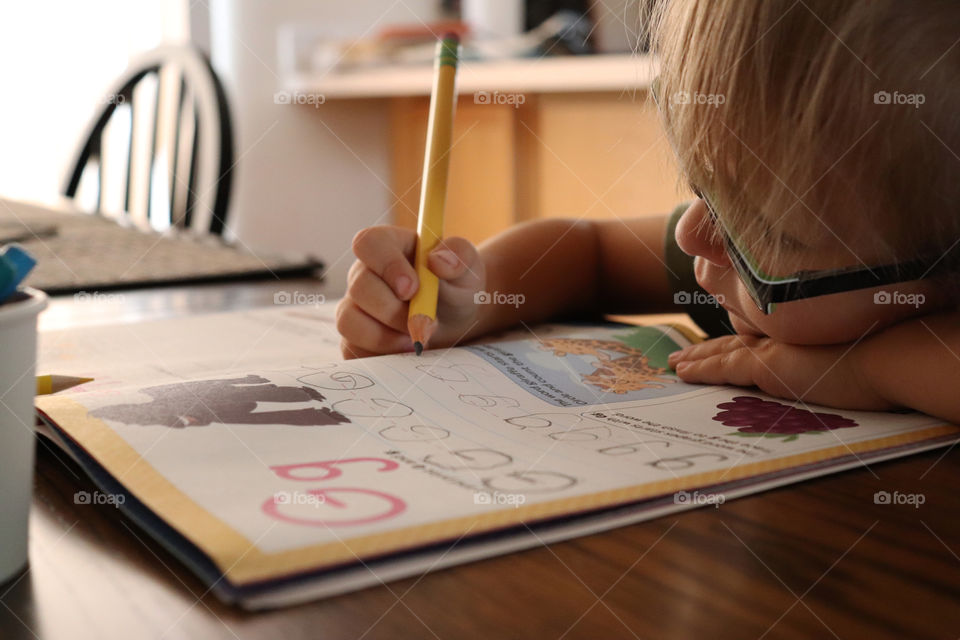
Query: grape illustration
713,396,857,441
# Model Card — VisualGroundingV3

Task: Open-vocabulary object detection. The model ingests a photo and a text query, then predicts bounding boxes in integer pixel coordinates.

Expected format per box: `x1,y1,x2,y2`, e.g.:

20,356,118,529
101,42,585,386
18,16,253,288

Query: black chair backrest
63,45,234,236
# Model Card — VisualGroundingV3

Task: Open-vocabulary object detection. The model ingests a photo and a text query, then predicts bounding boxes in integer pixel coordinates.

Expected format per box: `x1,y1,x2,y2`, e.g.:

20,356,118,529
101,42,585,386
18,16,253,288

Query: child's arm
338,215,675,357
466,215,676,339
669,310,960,424
856,311,960,422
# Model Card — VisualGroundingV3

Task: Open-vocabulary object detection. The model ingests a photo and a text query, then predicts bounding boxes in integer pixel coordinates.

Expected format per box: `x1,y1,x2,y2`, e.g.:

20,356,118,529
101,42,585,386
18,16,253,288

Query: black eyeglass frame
701,194,940,314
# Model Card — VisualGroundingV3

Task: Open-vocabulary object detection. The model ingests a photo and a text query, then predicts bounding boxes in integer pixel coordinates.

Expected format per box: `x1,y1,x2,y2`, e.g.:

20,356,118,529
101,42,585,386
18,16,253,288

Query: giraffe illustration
537,337,675,394
538,338,637,358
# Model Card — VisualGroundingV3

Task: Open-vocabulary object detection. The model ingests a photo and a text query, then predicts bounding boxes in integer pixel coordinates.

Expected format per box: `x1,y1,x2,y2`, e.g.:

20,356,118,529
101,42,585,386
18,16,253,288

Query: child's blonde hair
648,0,960,272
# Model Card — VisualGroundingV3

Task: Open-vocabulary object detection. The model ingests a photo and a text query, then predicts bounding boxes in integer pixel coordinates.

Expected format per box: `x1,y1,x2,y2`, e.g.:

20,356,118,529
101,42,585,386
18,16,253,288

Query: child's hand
336,225,486,359
668,311,960,424
667,335,891,411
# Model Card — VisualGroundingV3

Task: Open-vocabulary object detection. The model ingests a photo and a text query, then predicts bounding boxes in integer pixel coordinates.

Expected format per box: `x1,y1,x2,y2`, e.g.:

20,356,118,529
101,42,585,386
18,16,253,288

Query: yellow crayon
37,375,94,395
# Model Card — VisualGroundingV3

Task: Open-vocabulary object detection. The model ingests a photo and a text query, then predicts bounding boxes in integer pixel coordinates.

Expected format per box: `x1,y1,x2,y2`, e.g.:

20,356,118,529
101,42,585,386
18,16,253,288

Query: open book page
35,305,959,592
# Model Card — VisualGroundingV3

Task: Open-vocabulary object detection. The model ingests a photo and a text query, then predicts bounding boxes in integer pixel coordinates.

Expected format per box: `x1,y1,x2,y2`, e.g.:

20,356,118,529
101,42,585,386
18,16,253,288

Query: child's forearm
465,215,674,340
857,311,960,424
465,218,600,339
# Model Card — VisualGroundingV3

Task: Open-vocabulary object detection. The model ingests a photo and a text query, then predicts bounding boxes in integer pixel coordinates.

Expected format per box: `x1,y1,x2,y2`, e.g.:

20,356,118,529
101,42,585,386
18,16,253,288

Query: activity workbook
34,304,959,609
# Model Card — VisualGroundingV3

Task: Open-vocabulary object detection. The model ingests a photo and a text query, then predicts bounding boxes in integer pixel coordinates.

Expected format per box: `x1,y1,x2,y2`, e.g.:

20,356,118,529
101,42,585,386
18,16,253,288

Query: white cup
462,0,525,40
0,287,47,583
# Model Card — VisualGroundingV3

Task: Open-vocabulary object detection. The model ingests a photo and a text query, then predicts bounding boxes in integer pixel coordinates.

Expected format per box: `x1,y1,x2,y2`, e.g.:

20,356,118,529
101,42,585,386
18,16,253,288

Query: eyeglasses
700,192,940,314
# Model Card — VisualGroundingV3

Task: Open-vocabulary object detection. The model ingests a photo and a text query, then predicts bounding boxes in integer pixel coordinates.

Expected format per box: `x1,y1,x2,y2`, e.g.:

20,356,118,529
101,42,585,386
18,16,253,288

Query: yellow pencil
37,375,94,395
408,33,460,356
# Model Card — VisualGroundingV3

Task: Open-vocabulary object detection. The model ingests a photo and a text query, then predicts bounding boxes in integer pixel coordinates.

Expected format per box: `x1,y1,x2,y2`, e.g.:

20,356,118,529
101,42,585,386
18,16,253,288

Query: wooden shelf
285,54,658,99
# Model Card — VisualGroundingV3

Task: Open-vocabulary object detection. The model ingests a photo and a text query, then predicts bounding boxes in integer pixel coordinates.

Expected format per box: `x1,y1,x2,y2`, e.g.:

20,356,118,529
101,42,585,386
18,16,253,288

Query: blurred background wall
205,0,441,292
0,1,681,297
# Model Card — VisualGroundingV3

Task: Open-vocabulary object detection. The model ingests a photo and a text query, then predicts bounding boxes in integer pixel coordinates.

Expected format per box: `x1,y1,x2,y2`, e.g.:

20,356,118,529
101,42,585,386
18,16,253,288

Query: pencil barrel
408,39,459,323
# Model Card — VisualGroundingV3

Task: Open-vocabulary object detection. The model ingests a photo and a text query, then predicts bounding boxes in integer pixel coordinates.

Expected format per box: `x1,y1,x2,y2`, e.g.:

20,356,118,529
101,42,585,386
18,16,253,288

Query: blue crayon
0,244,37,302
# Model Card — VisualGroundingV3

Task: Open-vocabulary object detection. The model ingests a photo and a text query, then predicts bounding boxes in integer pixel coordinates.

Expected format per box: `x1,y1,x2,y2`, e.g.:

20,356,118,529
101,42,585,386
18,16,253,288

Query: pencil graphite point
408,313,437,354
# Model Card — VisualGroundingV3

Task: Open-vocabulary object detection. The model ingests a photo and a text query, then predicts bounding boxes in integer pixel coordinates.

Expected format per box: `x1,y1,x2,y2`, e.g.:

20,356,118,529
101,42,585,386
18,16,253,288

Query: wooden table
2,279,958,639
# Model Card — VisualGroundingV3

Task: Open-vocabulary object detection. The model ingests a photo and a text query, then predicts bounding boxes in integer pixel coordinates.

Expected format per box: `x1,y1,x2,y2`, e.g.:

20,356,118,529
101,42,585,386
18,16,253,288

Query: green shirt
664,204,734,338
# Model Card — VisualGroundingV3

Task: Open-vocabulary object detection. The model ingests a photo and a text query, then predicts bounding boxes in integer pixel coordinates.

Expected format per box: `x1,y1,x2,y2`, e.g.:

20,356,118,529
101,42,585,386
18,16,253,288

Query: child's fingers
668,335,764,367
345,263,409,333
673,352,760,388
427,237,483,287
352,226,419,300
335,300,414,356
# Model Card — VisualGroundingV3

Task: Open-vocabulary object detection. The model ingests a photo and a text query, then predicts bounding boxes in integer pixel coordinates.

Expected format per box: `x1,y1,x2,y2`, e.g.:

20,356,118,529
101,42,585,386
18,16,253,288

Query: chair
63,45,234,236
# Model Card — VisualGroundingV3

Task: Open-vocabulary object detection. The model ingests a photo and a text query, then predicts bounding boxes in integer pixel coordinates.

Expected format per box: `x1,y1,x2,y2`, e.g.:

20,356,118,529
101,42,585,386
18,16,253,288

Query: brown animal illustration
89,374,350,428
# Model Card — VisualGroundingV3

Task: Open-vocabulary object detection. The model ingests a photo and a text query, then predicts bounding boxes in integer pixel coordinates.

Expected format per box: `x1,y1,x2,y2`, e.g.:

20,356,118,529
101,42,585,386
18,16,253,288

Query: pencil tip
408,314,436,355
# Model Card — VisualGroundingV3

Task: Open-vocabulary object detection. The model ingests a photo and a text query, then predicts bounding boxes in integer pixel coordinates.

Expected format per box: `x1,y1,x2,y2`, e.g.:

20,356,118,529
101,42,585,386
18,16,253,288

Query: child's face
675,199,943,345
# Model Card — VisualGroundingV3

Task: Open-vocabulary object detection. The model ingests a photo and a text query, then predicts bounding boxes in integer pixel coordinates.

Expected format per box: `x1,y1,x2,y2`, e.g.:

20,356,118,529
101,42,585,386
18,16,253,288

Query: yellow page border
37,395,959,585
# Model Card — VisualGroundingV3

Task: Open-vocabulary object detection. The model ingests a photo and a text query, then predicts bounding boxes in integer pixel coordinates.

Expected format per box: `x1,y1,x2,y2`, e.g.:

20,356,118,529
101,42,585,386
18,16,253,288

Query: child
337,0,960,423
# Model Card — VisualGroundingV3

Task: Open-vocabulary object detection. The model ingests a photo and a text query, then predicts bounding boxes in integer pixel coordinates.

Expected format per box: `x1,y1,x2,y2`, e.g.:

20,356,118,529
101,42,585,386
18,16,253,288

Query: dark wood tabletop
2,279,958,640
